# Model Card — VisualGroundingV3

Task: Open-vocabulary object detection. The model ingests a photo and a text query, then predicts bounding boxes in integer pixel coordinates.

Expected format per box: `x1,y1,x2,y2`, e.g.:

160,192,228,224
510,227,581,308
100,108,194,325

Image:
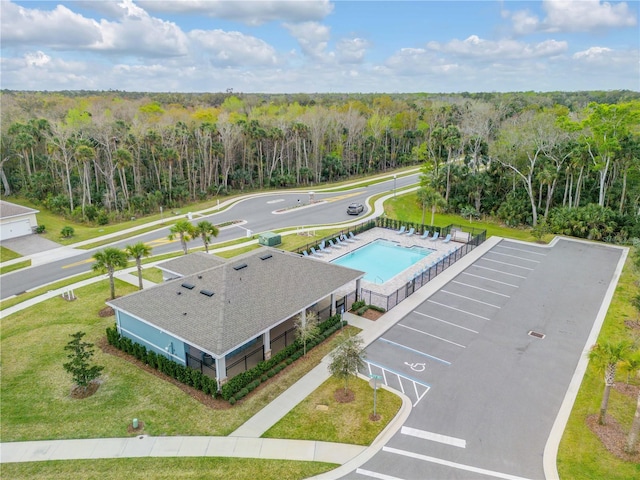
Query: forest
1,89,639,242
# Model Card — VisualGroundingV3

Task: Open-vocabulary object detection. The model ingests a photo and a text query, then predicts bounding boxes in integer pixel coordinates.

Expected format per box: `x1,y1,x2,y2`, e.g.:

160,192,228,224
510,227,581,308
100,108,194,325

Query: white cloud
507,0,637,34
190,29,279,66
139,0,334,26
0,1,189,57
0,2,102,48
543,0,637,31
427,35,568,60
336,37,369,64
283,21,331,60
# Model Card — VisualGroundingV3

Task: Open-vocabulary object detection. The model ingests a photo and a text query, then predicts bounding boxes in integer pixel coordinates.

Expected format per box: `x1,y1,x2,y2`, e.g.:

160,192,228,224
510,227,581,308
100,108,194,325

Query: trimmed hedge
105,325,217,396
106,313,347,404
219,314,347,401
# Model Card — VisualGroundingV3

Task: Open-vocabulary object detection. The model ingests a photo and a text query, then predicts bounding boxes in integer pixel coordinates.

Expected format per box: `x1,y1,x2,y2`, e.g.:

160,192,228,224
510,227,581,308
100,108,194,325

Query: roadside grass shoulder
0,457,336,480
0,259,31,275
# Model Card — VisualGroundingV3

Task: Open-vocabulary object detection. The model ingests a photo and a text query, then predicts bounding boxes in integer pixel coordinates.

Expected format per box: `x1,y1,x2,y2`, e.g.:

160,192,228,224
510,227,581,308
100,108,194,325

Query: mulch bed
333,388,355,403
99,306,115,317
70,380,101,399
586,413,640,462
585,383,640,460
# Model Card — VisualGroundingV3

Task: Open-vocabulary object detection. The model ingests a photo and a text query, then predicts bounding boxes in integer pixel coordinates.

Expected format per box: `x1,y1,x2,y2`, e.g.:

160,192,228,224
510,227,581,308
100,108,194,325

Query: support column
355,279,361,301
263,330,272,360
300,309,306,327
330,293,336,316
215,357,227,387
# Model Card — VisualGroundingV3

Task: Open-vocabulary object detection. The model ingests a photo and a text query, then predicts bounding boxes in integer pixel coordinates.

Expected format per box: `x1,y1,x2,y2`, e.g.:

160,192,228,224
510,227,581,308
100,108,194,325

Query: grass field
264,376,402,445
1,245,22,262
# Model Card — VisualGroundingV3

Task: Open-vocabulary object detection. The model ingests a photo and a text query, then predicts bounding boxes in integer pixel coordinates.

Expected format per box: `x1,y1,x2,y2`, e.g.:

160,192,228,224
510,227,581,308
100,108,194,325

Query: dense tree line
1,90,638,240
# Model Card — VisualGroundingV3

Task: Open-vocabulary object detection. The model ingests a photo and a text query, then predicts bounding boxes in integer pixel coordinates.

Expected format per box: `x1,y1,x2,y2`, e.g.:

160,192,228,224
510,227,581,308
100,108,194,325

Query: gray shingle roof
0,200,39,220
109,247,363,357
157,251,226,277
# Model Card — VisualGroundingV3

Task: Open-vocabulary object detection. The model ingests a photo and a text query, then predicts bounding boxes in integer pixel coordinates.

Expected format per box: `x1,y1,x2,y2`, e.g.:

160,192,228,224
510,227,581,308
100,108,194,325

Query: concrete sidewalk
0,436,366,465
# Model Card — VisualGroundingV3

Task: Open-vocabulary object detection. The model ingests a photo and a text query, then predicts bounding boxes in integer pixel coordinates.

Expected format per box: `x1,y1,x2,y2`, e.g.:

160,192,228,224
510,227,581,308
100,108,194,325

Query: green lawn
0,278,366,442
1,245,22,262
140,266,163,284
264,376,402,445
0,457,336,480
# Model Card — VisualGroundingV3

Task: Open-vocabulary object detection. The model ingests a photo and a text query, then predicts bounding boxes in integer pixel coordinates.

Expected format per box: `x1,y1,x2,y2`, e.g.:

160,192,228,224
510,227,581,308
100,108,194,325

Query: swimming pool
331,239,435,283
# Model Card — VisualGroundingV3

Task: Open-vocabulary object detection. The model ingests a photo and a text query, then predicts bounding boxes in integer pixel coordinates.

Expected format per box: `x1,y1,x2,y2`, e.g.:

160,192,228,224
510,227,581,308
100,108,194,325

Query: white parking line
481,258,534,270
488,251,540,263
356,468,402,480
401,426,466,448
413,311,479,334
398,323,466,348
497,245,547,256
461,271,520,287
380,337,451,365
383,447,535,480
441,289,502,308
472,265,527,279
427,300,491,320
452,280,511,298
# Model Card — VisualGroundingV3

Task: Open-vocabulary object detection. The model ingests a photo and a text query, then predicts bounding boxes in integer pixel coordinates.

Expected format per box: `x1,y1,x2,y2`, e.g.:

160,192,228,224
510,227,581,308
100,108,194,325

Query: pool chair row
396,226,452,243
301,232,360,257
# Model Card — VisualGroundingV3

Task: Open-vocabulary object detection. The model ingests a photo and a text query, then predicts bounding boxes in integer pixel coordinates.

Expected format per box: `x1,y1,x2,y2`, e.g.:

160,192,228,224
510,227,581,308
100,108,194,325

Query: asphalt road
347,238,624,480
0,174,419,299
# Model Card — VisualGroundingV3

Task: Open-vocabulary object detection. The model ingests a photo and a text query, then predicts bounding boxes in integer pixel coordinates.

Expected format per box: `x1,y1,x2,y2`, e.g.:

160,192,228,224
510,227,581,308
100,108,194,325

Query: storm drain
528,330,546,339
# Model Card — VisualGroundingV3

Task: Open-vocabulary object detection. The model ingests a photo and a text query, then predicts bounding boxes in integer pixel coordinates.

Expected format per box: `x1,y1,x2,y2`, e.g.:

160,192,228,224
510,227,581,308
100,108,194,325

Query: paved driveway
348,238,624,480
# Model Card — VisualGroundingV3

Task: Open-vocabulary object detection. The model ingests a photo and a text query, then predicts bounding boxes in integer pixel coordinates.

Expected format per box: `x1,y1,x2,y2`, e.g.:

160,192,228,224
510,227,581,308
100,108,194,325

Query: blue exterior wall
116,310,187,365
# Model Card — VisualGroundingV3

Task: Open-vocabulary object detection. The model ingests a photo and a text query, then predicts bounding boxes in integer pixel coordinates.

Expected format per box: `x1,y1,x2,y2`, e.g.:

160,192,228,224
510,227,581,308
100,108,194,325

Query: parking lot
350,238,625,480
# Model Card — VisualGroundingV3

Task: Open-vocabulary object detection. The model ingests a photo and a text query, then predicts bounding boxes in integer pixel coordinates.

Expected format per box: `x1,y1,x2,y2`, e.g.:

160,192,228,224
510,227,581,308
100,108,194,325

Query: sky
1,0,638,93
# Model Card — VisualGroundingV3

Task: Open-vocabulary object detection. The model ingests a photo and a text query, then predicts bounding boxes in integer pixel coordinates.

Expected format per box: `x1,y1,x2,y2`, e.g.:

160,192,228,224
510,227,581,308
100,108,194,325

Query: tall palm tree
125,242,152,290
194,220,219,253
588,340,632,425
416,186,446,226
92,247,128,300
168,219,195,255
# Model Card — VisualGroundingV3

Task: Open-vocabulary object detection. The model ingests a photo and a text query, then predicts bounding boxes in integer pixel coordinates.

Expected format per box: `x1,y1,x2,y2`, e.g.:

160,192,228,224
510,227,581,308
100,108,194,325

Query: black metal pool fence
301,218,486,312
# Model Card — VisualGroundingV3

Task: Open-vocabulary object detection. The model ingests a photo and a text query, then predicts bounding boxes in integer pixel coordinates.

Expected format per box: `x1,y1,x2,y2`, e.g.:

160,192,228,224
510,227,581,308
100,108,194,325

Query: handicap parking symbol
404,361,426,372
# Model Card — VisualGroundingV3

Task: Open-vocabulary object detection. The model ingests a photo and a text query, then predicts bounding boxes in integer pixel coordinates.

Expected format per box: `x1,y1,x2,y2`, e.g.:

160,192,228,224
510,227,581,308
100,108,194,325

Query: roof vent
183,312,187,316
260,254,273,261
181,282,195,290
200,289,214,297
233,263,248,271
197,275,203,279
177,291,182,295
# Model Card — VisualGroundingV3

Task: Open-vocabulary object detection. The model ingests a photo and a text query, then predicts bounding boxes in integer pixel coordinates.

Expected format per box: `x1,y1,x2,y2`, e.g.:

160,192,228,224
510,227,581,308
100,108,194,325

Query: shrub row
220,314,347,402
106,325,217,395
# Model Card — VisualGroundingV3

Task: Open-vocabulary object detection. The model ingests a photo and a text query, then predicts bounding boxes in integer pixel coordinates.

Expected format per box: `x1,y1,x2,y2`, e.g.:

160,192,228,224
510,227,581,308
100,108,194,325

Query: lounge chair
302,250,309,256
396,226,406,235
341,233,355,243
420,230,430,240
329,239,342,248
348,232,360,241
442,233,452,243
310,247,323,256
336,236,347,247
405,227,415,236
319,240,329,253
429,231,440,241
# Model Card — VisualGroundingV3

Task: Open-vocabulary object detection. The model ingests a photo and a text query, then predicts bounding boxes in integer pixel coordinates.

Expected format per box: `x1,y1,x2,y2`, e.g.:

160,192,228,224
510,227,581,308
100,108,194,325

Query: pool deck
309,228,463,296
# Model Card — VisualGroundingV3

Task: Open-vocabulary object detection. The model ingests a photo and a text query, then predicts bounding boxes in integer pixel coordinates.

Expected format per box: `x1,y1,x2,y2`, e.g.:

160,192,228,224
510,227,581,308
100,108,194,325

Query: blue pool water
331,239,435,283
